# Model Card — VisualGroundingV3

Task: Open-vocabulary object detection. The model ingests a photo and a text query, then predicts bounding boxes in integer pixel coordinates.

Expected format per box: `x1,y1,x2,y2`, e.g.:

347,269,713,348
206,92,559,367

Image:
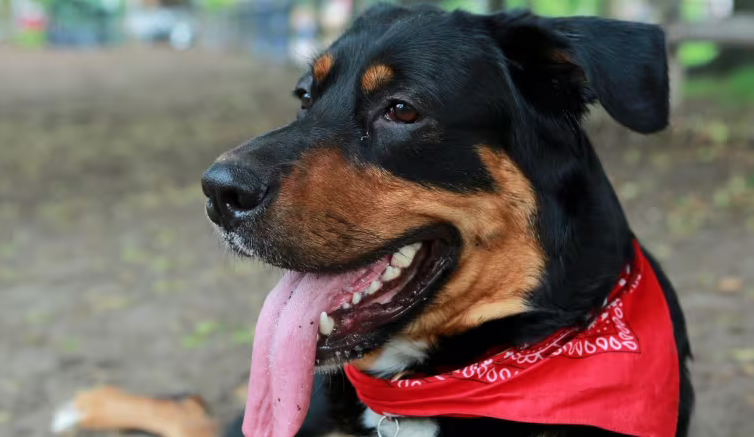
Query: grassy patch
685,66,754,107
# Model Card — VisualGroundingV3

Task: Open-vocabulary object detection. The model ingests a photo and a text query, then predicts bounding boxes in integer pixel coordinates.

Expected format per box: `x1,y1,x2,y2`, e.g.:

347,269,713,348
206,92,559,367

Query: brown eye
385,102,418,123
300,92,313,110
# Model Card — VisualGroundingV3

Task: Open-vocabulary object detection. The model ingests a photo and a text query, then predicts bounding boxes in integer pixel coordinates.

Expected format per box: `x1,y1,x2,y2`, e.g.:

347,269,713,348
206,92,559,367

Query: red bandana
345,241,680,437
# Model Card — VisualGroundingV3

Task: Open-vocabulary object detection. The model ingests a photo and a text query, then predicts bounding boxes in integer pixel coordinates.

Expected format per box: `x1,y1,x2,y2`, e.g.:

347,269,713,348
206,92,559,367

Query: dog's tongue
242,271,347,437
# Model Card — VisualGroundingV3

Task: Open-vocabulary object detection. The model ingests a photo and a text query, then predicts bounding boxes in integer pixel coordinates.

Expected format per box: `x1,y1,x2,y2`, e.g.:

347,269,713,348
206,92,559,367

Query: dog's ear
490,12,669,134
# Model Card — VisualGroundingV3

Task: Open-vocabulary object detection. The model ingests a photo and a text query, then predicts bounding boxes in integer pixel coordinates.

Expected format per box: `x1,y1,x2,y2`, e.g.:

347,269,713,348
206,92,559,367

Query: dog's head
201,5,668,434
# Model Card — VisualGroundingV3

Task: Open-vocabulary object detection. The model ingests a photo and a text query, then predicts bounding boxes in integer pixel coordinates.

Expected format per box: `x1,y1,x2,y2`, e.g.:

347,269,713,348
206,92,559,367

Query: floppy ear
490,13,669,134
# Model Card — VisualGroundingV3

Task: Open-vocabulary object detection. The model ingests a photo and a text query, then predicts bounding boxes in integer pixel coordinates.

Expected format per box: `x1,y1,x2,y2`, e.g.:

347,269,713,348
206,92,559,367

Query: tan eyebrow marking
313,53,334,83
361,64,394,93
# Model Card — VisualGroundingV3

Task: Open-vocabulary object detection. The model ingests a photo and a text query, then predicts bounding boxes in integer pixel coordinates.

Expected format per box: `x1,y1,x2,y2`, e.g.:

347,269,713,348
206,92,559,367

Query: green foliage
685,66,754,106
506,0,598,15
532,0,574,16
677,42,720,67
14,29,45,48
440,0,487,13
198,0,237,12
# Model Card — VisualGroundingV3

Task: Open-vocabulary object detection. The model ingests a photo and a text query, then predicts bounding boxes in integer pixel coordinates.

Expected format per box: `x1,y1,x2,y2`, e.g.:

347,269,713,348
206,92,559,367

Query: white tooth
381,265,401,282
390,243,422,267
391,252,412,268
352,292,362,305
399,245,417,258
366,280,382,295
399,243,421,259
319,312,335,336
342,302,352,310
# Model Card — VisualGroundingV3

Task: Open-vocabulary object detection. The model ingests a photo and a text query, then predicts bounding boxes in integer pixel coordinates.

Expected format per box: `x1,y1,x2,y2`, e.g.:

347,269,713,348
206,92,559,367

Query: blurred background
0,0,752,436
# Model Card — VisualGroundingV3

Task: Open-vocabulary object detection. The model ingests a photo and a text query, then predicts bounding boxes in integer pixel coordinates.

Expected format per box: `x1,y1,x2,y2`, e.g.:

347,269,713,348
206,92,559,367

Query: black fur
210,4,692,436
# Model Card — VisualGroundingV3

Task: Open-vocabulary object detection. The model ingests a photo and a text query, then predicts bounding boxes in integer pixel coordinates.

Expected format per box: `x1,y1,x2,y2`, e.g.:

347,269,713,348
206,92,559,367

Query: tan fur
313,53,334,83
71,386,217,437
361,64,394,93
274,147,544,366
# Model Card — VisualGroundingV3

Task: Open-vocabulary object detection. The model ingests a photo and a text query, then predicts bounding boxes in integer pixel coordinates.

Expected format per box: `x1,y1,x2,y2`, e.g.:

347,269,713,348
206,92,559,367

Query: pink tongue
242,270,351,437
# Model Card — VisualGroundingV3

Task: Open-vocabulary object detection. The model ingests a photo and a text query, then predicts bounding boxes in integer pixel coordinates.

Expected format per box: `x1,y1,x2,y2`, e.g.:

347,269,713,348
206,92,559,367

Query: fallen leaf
731,348,754,363
718,276,744,293
741,363,754,377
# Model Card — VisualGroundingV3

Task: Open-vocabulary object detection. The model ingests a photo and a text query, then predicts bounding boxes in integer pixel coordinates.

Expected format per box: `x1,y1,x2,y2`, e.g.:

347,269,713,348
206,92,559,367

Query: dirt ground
0,46,752,437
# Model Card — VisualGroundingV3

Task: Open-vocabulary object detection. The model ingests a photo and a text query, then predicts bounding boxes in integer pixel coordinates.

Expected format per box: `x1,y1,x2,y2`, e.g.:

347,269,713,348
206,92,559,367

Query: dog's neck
362,131,634,379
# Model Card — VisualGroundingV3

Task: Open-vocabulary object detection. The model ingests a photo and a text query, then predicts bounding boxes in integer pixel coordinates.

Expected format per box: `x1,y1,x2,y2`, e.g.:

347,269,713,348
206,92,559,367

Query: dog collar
345,240,680,437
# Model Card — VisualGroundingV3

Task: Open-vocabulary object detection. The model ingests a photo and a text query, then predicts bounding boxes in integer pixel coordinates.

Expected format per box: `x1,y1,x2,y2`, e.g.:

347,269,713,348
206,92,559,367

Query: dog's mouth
315,239,454,365
242,233,457,436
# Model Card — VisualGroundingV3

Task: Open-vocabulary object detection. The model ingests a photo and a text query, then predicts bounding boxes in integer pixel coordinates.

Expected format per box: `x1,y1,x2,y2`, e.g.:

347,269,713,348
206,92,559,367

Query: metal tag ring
376,415,400,437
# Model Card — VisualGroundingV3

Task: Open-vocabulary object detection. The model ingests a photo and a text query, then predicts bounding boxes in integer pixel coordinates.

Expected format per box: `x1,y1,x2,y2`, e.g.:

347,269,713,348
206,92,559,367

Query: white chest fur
362,338,429,377
362,408,439,437
358,338,437,436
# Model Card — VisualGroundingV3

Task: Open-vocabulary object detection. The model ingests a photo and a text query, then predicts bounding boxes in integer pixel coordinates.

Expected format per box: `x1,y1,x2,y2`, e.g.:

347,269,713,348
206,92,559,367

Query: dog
54,4,693,437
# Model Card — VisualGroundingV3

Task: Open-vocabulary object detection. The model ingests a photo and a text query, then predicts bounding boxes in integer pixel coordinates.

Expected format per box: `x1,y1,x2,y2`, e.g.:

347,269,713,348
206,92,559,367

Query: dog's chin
212,220,460,370
209,222,254,257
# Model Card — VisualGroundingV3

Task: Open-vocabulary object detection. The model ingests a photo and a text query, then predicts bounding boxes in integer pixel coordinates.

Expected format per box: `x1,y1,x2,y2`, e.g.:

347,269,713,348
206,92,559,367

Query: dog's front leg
52,385,218,437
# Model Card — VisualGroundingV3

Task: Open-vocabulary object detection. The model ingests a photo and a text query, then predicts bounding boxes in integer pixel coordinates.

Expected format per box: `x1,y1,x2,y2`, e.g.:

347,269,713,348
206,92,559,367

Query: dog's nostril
221,186,268,213
235,192,260,210
206,198,222,225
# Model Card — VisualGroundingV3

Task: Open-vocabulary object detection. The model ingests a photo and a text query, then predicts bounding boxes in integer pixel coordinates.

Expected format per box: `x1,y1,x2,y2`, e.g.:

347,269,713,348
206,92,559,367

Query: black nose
201,162,269,229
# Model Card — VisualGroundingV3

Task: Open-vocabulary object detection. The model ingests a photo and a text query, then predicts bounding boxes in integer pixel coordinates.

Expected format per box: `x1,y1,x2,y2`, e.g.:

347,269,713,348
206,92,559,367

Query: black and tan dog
55,4,693,437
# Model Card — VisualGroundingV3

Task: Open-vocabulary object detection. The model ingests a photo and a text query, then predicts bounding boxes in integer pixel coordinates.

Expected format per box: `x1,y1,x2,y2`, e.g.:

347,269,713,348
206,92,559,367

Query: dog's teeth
342,302,352,310
391,252,412,268
366,280,382,295
352,292,362,305
398,243,421,262
381,266,401,282
319,312,335,336
391,242,421,268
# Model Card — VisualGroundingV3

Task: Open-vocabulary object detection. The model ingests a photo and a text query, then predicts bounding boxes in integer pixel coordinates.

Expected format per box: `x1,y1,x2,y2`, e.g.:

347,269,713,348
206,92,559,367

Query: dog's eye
385,102,418,124
300,92,312,110
294,89,313,110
